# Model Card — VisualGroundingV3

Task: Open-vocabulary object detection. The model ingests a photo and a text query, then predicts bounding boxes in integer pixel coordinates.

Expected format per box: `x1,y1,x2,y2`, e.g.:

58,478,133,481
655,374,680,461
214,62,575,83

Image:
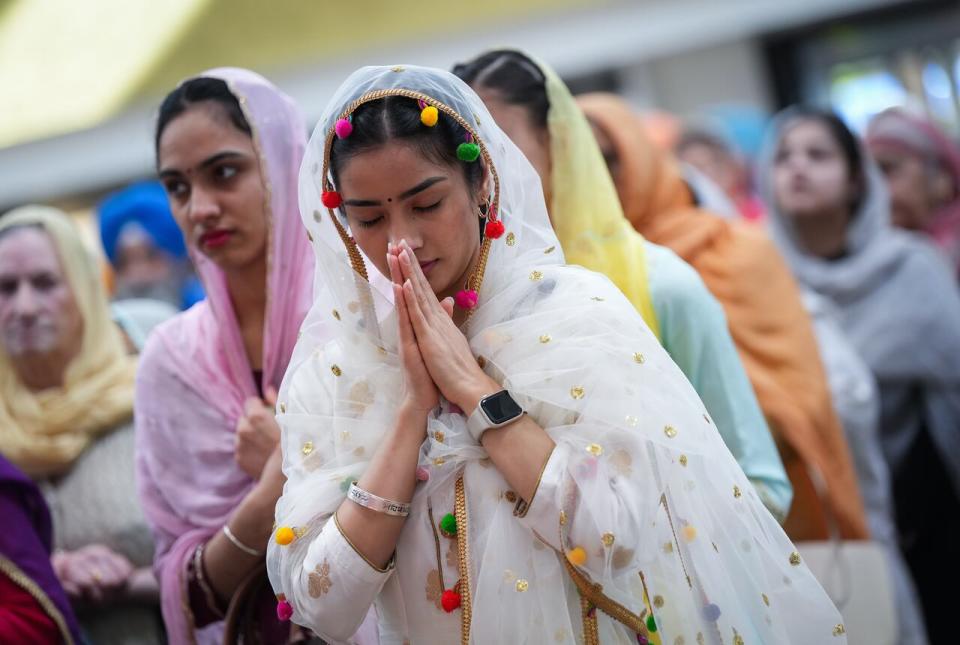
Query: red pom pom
485,219,505,239
321,191,342,209
454,289,478,310
276,600,293,621
441,589,461,613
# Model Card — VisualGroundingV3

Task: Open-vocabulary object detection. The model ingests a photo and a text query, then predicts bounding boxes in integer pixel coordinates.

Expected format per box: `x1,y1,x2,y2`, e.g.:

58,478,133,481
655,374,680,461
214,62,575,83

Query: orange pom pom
566,546,588,566
275,526,296,545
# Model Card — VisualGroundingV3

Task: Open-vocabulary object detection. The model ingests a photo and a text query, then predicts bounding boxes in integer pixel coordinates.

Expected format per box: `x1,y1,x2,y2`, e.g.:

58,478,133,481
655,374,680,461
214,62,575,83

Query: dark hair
329,95,484,195
452,50,549,129
155,77,252,156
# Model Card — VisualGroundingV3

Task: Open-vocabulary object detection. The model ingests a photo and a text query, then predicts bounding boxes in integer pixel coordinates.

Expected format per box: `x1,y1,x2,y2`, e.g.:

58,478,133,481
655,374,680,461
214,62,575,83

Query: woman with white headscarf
267,65,845,644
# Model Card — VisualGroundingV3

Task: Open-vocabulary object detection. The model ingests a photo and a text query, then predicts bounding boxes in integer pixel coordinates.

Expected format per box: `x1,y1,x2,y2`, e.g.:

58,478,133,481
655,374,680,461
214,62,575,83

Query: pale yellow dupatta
541,60,660,336
0,206,136,477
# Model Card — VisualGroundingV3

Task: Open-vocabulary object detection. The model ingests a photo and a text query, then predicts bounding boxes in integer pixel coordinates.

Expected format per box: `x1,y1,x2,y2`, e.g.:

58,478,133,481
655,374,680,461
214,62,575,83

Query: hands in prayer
387,240,499,420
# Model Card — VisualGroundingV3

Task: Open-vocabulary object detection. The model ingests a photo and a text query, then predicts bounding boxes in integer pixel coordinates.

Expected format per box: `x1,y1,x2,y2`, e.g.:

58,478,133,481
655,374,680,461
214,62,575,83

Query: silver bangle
222,524,264,557
347,482,411,517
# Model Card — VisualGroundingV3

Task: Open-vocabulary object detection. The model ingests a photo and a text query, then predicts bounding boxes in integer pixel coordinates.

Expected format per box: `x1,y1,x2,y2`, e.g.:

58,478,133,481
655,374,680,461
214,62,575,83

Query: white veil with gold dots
267,65,846,644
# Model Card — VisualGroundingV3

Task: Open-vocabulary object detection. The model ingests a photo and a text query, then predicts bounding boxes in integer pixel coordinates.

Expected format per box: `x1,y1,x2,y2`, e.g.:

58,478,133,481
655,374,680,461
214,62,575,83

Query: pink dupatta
134,68,312,644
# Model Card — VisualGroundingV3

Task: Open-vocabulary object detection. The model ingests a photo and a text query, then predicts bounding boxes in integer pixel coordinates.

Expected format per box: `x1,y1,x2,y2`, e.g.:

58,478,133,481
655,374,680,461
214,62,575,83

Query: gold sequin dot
570,386,585,400
391,65,405,72
664,425,678,438
313,210,322,222
279,402,287,414
530,270,543,281
679,454,688,467
662,541,674,554
625,415,639,427
539,334,552,344
347,301,360,314
762,593,770,606
506,232,516,246
353,446,365,457
789,551,802,566
505,491,517,503
434,431,445,443
674,638,685,645
433,456,445,466
733,635,744,645
559,510,567,526
586,443,603,457
734,485,742,498
340,430,350,441
301,441,314,456
544,245,556,254
697,633,705,645
477,356,487,369
331,365,342,377
515,579,529,592
653,595,664,608
682,525,697,542
601,532,615,547
332,309,340,320
633,352,646,364
833,624,846,636
554,627,567,642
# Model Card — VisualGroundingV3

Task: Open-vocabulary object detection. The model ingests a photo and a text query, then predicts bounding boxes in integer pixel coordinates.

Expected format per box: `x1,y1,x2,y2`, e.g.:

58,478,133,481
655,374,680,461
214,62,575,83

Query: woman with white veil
267,65,844,644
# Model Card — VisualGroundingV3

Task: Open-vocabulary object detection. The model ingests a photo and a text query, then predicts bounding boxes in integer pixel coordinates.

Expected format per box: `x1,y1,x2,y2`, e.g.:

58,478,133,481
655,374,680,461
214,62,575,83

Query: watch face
480,391,523,425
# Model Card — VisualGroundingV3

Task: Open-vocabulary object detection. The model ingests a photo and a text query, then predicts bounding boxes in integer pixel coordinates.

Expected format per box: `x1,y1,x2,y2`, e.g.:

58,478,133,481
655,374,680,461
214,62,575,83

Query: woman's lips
199,229,233,249
419,259,438,275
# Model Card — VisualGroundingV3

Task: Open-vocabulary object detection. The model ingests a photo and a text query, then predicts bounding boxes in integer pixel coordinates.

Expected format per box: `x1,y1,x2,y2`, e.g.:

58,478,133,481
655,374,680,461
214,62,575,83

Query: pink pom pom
276,599,293,621
335,118,353,139
415,466,430,482
454,289,478,310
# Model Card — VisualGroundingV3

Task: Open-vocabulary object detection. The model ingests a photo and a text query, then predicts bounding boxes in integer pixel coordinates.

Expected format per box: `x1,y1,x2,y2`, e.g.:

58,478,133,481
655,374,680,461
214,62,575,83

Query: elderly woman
0,206,161,644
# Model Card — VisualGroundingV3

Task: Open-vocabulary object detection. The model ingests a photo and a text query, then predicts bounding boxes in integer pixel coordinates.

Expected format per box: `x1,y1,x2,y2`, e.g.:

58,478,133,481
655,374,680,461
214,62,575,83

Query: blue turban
98,181,186,265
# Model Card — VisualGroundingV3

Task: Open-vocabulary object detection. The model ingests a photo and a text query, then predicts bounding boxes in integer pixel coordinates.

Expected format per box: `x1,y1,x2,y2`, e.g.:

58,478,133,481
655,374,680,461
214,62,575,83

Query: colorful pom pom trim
457,142,480,162
421,105,439,127
441,588,461,613
275,526,296,546
485,219,505,239
276,595,293,621
321,191,342,209
454,289,478,310
335,117,353,139
439,512,458,538
566,546,588,566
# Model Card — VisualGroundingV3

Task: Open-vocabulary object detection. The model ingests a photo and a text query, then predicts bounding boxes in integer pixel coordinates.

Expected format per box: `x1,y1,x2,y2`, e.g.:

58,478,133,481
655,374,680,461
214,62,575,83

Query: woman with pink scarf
867,107,960,280
135,68,313,643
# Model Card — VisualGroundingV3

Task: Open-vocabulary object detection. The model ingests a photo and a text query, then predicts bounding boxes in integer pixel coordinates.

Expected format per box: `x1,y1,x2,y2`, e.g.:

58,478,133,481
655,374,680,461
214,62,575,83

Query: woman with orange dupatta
579,93,866,543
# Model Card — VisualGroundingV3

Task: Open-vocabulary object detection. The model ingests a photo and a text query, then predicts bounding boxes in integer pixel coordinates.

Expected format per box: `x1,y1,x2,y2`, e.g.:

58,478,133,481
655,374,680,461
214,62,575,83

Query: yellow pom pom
275,526,296,546
420,105,439,127
682,525,697,542
566,546,588,566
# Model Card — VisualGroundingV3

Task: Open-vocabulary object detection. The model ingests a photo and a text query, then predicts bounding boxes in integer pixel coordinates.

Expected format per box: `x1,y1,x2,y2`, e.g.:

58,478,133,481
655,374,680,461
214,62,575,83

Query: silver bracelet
222,524,264,557
347,482,411,517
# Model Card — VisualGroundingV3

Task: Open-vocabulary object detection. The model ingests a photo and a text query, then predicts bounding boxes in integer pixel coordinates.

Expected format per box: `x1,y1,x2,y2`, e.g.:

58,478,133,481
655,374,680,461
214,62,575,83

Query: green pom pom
456,142,480,162
439,513,457,537
646,614,658,633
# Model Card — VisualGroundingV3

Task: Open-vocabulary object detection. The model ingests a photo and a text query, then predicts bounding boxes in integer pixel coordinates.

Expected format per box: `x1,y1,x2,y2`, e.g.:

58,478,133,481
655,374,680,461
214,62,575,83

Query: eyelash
413,200,441,213
355,216,383,229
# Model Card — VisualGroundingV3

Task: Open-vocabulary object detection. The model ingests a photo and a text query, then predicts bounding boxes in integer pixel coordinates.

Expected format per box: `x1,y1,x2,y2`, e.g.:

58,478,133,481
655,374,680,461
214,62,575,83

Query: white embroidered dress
266,65,846,645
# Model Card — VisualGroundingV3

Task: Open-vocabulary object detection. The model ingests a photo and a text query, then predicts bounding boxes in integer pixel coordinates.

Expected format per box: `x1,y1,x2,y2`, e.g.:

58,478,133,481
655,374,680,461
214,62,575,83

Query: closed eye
354,215,384,229
413,200,442,213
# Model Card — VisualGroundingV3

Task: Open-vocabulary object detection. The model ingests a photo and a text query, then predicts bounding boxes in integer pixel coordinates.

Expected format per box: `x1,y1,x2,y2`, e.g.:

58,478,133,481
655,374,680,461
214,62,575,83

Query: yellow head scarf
0,206,136,477
540,61,660,336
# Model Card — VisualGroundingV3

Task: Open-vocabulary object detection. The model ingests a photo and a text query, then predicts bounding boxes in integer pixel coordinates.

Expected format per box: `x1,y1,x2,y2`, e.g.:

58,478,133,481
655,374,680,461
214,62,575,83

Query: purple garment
0,455,84,644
